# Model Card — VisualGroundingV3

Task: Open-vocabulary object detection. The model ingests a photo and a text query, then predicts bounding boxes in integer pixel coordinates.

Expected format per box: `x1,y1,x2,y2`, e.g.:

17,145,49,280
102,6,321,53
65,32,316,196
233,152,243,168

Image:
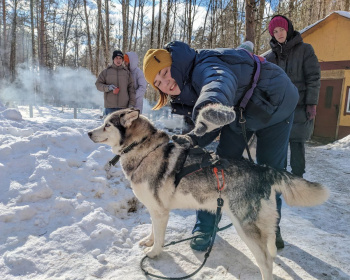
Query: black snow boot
276,230,285,249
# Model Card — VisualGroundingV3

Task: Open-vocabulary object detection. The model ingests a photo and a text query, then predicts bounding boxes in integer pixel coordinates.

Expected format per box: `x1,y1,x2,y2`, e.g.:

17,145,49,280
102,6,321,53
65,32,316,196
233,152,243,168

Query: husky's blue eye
105,123,111,127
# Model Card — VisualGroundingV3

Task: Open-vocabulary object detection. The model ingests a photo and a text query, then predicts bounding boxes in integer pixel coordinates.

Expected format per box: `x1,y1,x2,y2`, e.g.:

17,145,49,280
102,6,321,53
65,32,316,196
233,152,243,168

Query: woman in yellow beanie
142,41,299,252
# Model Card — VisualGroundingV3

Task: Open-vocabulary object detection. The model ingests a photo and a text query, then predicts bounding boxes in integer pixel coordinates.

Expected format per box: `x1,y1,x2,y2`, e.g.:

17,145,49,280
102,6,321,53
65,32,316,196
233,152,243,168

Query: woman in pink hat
265,15,321,249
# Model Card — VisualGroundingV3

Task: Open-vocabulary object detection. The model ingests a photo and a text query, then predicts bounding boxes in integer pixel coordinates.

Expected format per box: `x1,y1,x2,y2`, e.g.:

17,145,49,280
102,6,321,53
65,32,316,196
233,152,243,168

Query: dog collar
109,137,147,166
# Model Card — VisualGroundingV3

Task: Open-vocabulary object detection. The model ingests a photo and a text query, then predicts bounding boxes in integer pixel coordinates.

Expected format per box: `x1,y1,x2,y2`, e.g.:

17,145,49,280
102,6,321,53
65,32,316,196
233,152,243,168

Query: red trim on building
320,60,350,71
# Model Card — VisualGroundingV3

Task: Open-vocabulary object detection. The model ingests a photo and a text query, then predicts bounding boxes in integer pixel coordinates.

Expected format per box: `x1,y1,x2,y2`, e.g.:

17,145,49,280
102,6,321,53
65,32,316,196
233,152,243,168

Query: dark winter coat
95,64,136,109
166,41,299,146
265,15,321,142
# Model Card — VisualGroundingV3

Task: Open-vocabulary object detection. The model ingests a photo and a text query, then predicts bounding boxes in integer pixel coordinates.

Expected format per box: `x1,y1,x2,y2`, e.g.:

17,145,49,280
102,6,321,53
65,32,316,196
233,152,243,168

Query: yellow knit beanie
143,49,172,89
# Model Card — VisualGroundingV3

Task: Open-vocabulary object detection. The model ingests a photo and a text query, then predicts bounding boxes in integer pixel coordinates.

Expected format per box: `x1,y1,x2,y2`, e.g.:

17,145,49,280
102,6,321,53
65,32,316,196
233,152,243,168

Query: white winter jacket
126,52,147,112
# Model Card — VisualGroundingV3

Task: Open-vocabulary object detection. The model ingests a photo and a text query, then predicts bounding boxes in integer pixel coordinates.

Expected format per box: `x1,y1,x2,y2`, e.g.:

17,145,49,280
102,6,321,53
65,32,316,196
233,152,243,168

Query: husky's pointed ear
120,109,140,127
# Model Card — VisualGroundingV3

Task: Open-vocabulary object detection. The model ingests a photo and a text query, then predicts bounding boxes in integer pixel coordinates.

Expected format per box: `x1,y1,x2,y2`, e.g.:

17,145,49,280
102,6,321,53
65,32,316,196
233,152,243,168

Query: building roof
300,11,350,34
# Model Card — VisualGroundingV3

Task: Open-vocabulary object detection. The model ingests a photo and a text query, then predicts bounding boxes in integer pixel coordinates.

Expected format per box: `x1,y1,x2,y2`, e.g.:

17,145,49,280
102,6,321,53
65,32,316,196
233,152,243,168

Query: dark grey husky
88,108,329,280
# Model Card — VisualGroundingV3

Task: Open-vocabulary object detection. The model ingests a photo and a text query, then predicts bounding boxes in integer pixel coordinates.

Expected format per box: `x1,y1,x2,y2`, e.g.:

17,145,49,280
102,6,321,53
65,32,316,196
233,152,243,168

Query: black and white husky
88,108,329,280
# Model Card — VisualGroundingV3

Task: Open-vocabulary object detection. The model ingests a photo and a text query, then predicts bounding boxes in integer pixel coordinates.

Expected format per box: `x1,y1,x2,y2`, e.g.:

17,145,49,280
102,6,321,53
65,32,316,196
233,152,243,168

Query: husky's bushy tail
273,173,329,207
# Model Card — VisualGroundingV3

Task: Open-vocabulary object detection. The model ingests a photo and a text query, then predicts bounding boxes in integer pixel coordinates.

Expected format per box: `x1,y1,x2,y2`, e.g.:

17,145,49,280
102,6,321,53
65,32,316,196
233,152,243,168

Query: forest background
0,0,349,107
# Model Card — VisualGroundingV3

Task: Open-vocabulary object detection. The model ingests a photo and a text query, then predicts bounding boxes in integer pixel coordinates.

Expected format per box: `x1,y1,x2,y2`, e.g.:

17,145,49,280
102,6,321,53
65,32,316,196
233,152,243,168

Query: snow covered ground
0,104,349,280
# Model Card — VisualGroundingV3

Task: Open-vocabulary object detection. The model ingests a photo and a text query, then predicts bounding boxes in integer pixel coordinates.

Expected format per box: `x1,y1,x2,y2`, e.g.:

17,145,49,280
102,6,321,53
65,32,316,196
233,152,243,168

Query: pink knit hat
268,16,288,36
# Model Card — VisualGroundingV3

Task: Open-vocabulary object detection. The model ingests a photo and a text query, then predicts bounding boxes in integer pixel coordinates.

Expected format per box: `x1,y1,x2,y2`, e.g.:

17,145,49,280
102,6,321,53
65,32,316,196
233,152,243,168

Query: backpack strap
239,54,262,110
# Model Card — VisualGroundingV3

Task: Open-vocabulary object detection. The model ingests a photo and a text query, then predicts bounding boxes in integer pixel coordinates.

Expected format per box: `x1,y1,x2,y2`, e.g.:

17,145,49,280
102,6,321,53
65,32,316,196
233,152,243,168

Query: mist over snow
0,65,103,109
0,104,349,280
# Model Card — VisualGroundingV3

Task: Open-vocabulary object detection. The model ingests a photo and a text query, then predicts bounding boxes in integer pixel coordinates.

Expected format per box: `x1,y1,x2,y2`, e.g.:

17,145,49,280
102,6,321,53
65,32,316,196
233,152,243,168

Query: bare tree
9,0,18,82
99,4,108,66
129,0,137,49
150,0,155,48
322,0,327,18
138,0,145,51
255,0,265,52
39,0,46,67
245,0,255,43
288,0,295,19
95,0,101,76
2,0,6,50
157,0,162,48
132,0,141,51
61,0,79,66
30,0,36,65
187,0,192,45
201,0,211,43
105,0,110,55
83,0,93,73
162,0,171,45
121,0,129,52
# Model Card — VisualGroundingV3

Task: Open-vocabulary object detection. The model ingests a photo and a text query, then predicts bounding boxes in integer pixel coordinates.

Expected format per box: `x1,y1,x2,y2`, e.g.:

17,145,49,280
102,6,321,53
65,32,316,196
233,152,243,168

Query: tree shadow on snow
275,243,350,280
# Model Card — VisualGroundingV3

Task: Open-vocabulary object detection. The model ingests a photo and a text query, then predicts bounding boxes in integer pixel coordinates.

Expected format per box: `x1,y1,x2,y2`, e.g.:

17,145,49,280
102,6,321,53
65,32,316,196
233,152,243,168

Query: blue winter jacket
166,41,298,135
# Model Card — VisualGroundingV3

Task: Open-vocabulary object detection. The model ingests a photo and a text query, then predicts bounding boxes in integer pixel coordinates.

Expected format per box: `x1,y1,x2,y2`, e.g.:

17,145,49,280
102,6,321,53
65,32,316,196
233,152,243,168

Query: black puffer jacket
265,15,320,142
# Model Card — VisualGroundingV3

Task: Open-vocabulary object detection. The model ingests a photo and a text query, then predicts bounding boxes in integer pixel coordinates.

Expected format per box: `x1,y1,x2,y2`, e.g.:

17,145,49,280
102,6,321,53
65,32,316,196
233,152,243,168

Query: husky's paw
139,236,154,247
144,246,162,258
194,104,236,136
172,134,195,148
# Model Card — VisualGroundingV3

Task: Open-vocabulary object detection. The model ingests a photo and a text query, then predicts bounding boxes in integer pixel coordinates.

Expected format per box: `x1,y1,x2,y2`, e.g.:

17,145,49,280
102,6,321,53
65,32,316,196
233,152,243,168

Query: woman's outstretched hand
194,104,236,136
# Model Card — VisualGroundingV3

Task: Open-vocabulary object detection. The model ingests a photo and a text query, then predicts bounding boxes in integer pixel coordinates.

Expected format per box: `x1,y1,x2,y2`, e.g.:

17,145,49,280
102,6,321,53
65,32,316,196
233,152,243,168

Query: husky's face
88,109,140,151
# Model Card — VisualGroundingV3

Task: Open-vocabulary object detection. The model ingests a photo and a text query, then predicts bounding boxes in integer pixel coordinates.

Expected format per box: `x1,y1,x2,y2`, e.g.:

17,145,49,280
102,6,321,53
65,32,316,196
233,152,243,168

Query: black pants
289,141,305,177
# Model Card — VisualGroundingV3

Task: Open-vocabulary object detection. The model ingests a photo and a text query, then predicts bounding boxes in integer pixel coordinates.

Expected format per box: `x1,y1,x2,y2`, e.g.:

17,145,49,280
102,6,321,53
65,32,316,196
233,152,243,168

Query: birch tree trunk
83,0,93,73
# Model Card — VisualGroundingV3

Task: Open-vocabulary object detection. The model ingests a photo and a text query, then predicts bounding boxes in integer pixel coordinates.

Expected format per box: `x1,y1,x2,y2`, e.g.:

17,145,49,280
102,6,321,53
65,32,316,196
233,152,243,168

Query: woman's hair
152,90,168,110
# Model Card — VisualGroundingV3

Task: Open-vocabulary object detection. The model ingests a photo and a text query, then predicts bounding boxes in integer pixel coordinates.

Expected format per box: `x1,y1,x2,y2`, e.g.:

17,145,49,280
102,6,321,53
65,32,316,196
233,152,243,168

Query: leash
237,53,263,163
140,167,231,280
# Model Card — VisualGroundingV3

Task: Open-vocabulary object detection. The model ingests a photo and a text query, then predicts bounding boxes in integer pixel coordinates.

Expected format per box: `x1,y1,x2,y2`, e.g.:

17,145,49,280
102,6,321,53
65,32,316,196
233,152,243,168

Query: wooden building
301,11,350,141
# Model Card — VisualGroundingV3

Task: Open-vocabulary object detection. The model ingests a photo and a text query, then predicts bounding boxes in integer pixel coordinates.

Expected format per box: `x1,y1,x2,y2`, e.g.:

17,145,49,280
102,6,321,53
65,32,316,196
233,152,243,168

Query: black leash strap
109,155,120,166
237,54,262,164
239,108,254,163
140,198,226,280
108,137,147,167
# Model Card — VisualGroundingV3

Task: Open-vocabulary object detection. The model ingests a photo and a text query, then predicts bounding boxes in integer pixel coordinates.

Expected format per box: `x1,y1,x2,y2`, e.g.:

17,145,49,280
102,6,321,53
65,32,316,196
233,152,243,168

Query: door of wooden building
313,79,342,141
